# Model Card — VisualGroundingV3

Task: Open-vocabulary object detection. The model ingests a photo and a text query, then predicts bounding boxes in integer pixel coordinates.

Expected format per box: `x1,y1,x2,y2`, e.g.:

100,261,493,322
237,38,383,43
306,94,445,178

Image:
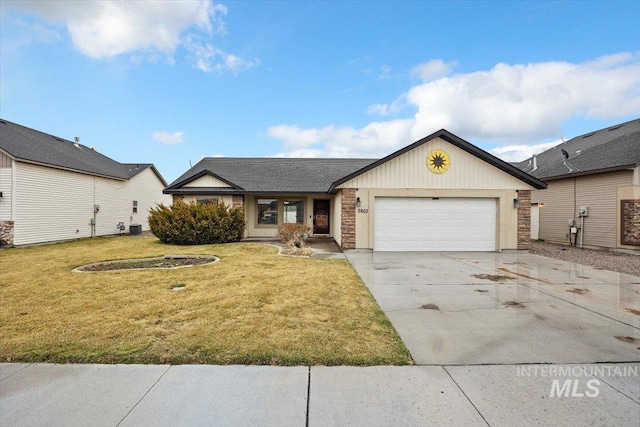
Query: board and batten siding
183,175,232,187
531,170,633,248
336,137,531,190
13,163,170,245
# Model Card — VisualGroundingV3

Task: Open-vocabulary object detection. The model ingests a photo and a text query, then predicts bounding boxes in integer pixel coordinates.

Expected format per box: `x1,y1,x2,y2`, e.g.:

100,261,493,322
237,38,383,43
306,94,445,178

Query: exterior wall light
513,198,521,209
356,197,361,207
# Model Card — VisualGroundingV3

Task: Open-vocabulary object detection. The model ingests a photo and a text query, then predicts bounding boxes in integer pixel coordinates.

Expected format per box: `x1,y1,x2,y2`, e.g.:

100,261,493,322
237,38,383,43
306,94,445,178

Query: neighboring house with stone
165,129,546,251
514,118,640,251
0,119,171,245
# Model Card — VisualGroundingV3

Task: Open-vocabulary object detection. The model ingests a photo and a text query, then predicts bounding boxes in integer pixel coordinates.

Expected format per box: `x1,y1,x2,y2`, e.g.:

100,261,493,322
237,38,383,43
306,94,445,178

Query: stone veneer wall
517,190,531,250
621,199,640,246
232,195,244,209
0,221,14,245
341,189,356,249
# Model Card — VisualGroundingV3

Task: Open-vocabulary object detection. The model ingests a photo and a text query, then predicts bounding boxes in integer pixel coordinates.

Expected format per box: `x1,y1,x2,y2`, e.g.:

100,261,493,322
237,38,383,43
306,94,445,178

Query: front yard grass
0,236,411,365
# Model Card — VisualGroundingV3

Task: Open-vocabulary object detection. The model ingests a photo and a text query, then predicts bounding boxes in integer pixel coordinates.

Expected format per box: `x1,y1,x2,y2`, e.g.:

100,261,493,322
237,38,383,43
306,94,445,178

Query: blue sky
1,1,639,183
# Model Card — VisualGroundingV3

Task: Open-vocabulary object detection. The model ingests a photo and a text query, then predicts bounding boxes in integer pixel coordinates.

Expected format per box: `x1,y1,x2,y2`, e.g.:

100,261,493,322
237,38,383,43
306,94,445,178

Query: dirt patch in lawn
75,255,218,272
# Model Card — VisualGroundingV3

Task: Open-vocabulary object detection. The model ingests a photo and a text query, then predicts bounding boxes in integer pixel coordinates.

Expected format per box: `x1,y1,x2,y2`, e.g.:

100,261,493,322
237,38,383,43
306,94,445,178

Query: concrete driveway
346,251,640,365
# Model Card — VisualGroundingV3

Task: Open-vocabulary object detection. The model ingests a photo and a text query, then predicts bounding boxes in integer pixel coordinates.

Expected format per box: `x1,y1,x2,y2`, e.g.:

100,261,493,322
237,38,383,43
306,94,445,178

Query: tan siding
332,192,342,246
576,171,632,248
0,168,12,221
532,171,633,247
337,137,534,190
183,175,231,188
0,151,12,168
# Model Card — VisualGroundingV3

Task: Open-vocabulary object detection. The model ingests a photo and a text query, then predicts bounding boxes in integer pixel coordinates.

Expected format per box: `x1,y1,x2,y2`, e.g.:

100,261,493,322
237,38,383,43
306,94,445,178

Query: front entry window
283,200,304,224
257,199,278,225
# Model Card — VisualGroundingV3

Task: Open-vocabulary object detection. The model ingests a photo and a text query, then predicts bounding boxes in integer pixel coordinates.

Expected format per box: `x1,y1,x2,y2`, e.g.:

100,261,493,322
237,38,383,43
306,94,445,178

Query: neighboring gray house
515,118,640,251
0,119,171,245
166,129,546,251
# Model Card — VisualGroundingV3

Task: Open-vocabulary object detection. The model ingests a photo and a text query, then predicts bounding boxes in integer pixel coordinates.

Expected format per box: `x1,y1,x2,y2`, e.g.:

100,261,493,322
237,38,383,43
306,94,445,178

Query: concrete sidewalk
2,363,638,426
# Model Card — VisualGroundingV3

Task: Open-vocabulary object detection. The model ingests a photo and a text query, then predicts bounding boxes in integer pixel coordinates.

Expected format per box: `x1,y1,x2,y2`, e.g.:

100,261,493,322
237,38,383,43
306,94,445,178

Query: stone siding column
517,190,531,250
341,189,356,249
0,221,14,245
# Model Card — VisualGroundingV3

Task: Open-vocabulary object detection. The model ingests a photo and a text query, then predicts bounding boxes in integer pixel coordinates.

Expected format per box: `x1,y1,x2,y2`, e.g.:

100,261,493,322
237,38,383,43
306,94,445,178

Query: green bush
148,200,245,245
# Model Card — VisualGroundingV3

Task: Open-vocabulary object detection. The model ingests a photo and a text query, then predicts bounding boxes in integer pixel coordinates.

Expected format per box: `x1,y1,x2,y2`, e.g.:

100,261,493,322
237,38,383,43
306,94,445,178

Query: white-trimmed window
132,200,138,213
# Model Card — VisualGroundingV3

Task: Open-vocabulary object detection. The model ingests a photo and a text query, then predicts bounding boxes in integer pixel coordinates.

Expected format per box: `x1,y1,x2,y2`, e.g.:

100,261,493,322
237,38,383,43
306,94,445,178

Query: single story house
0,119,171,245
165,129,546,251
514,118,640,251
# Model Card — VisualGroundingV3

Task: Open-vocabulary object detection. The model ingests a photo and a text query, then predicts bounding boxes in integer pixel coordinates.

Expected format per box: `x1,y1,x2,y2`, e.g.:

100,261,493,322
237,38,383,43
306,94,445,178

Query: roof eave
536,164,637,182
165,169,243,191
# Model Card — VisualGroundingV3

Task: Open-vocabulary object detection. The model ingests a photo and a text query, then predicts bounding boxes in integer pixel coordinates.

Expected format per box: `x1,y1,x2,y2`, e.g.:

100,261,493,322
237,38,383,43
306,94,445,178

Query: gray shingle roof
0,119,166,185
514,118,640,180
166,158,378,193
167,129,547,194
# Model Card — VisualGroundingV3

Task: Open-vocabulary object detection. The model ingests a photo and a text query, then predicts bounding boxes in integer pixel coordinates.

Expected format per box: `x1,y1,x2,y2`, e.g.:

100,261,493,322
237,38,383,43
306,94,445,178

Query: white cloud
4,0,257,73
489,140,561,162
267,53,640,158
152,131,184,146
410,59,456,81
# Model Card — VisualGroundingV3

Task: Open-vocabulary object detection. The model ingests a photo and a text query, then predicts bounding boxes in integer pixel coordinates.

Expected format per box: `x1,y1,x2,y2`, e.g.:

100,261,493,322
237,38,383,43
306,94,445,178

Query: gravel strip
529,241,640,277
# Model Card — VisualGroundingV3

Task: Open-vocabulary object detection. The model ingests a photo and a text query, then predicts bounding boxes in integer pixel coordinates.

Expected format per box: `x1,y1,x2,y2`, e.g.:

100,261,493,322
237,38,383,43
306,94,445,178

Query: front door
313,199,330,234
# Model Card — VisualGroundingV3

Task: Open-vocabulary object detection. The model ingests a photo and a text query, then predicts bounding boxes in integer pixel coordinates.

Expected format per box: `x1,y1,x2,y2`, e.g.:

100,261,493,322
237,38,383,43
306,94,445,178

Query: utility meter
578,207,589,217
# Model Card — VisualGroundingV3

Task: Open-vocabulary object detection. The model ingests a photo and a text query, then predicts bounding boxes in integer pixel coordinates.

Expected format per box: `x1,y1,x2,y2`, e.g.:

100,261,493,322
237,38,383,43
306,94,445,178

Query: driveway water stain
615,336,640,344
566,288,591,295
625,308,640,316
420,303,440,310
498,267,552,284
503,301,527,308
474,289,489,293
472,274,514,282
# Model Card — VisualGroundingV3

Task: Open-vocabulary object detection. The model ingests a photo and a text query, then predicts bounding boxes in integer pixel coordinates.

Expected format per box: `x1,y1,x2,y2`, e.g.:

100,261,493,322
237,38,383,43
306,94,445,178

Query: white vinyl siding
0,168,12,221
375,198,497,251
13,163,170,245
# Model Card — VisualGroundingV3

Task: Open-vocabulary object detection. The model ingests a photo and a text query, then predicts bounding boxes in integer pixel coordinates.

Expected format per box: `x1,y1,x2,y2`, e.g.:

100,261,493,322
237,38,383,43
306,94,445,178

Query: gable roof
165,158,377,194
0,119,167,185
329,129,547,190
514,118,640,180
166,129,546,194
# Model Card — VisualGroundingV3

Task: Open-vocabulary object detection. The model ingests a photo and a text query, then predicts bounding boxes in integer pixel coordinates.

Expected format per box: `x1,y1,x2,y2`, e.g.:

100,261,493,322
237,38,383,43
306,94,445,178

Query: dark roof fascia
329,129,547,191
13,157,128,181
165,169,243,191
535,164,638,182
164,188,330,196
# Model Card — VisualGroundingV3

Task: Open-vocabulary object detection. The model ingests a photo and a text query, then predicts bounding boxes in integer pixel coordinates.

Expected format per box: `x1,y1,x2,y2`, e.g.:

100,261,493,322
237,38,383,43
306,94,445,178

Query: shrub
148,200,245,245
277,223,310,249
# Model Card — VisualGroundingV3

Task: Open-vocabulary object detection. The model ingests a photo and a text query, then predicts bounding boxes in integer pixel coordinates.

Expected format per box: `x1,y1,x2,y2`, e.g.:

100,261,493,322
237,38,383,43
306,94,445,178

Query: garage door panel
375,198,496,251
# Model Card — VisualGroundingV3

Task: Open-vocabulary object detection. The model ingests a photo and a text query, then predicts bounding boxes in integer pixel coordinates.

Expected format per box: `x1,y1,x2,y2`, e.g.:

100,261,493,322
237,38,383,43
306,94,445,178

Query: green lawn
0,236,411,365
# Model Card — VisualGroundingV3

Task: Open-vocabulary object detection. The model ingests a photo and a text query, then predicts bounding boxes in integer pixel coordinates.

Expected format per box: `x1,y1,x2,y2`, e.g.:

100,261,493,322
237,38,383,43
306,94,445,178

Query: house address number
357,208,369,214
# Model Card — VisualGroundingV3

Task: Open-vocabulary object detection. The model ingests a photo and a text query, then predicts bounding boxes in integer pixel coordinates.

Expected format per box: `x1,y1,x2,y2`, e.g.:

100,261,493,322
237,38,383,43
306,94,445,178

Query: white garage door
375,198,496,251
